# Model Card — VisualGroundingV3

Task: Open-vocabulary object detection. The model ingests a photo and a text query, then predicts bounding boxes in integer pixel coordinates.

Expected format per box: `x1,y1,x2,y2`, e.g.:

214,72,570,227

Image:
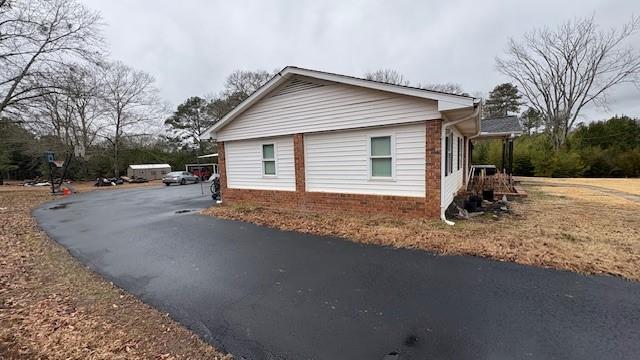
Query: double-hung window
445,131,454,176
262,143,276,176
370,136,393,178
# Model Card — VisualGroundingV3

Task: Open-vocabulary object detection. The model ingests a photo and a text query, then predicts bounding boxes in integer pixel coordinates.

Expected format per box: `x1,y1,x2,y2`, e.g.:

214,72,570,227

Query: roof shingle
481,115,523,134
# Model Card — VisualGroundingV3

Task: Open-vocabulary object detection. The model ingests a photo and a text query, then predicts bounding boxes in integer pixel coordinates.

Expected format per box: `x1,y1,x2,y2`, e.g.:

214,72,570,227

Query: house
126,164,171,180
203,66,480,220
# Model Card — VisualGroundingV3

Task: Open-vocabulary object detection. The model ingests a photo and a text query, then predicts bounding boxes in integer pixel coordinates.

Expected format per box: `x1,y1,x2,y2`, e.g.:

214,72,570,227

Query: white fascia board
438,100,471,112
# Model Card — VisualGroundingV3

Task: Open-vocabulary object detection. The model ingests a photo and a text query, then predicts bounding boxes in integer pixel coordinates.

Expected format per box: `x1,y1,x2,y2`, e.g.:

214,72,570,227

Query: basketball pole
197,150,204,195
49,160,55,195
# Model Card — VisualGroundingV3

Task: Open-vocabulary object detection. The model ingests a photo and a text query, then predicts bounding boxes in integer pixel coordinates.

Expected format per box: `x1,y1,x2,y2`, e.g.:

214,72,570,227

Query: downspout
440,103,481,225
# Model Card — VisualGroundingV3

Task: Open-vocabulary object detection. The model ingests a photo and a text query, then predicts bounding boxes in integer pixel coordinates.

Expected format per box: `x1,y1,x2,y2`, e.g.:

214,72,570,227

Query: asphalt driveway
34,185,640,360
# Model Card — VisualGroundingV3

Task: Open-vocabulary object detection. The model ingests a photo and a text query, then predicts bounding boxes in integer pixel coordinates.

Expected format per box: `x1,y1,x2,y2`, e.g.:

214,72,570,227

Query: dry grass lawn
203,179,640,282
0,185,229,360
520,176,640,196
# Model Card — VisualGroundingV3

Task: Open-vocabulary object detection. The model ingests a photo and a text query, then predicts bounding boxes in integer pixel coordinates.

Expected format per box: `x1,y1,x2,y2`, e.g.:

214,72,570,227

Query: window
457,137,462,170
262,143,276,176
445,131,453,176
370,136,392,178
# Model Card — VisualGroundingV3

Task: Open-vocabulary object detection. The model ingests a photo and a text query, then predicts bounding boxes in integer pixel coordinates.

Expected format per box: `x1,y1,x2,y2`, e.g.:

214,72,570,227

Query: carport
467,116,524,194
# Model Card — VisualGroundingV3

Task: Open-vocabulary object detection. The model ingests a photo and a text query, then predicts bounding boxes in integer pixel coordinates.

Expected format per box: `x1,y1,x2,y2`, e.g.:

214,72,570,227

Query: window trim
368,134,395,181
261,142,277,177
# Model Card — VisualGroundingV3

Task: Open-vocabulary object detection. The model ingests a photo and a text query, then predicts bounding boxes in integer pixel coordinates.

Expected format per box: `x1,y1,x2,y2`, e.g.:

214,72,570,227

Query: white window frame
368,134,395,181
261,142,277,177
445,130,453,176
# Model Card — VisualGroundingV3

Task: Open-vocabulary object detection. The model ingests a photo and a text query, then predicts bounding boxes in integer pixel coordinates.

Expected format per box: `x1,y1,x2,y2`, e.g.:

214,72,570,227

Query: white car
162,171,200,186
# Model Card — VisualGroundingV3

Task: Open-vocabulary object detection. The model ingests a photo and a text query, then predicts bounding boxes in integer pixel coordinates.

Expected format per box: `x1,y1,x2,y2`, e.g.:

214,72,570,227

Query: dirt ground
2,179,163,193
203,178,640,282
0,185,229,360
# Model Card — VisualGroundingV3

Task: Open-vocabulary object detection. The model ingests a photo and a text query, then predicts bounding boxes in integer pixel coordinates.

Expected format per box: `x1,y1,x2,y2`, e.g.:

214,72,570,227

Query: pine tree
521,107,542,134
484,83,522,117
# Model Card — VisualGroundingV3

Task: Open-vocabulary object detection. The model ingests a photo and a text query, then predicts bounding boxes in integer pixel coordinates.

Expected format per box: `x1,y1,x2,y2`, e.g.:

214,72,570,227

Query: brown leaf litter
0,186,231,360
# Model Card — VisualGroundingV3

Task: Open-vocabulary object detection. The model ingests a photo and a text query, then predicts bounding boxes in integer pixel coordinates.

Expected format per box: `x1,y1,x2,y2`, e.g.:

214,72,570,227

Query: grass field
519,177,640,197
204,178,640,281
0,185,228,360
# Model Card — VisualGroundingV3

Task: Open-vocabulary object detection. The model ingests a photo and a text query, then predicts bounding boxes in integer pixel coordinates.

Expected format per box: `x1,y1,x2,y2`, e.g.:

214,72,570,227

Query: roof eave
203,66,479,139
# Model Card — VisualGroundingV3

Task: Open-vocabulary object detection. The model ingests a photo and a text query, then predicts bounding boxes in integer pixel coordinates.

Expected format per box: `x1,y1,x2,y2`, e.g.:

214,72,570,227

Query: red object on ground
63,188,72,196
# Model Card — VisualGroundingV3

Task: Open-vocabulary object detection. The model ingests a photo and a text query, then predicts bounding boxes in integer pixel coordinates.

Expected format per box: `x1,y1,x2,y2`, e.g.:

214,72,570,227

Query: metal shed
126,164,171,180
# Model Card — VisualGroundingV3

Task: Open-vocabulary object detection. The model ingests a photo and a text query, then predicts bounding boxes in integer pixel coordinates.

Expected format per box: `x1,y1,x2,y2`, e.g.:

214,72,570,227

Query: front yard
0,185,228,359
203,178,640,281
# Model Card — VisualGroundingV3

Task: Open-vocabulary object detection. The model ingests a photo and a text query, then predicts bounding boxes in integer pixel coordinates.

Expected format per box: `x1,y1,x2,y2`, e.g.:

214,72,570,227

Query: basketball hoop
52,160,65,168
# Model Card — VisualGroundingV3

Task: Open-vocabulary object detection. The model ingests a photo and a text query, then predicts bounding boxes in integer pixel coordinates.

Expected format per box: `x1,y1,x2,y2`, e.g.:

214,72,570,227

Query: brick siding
218,120,443,218
217,141,227,191
293,133,305,193
222,188,426,217
424,120,442,217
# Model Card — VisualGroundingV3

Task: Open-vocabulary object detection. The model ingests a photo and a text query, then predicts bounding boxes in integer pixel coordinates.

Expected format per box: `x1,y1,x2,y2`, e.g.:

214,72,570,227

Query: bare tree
26,64,104,157
223,69,273,98
101,61,161,177
496,16,640,149
0,0,104,116
419,82,468,96
364,69,409,86
65,64,105,156
35,88,75,146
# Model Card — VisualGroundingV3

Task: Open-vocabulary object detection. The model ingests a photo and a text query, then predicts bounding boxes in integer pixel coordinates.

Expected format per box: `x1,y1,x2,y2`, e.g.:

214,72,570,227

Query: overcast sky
84,0,640,123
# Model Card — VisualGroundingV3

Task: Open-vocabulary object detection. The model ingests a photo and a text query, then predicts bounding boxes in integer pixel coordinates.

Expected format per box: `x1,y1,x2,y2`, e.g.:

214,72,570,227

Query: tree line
0,0,275,182
474,116,640,177
475,16,640,177
1,2,638,181
0,0,163,181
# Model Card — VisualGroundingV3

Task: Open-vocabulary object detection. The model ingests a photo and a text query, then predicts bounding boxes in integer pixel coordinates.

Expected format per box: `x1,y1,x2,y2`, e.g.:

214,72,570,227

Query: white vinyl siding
305,123,425,197
442,126,465,208
225,136,295,191
216,77,439,141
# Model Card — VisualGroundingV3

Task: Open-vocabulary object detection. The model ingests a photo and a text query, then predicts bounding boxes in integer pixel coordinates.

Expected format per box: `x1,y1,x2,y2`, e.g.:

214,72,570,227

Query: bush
474,116,640,178
549,151,586,177
612,148,640,177
513,155,535,176
580,147,612,177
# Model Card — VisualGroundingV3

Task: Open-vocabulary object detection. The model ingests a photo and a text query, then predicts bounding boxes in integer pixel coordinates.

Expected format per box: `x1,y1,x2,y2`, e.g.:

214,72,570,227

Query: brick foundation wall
218,120,443,218
222,188,426,217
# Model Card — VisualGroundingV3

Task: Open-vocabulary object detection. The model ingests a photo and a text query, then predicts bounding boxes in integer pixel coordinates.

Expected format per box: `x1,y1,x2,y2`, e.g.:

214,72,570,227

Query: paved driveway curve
34,185,640,360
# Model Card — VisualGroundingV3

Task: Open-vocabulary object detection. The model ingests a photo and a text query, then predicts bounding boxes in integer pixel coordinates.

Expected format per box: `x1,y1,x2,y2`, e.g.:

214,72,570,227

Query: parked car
163,171,199,186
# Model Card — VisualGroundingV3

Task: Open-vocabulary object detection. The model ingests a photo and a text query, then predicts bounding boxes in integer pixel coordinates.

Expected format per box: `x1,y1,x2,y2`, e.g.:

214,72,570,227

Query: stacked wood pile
468,171,517,194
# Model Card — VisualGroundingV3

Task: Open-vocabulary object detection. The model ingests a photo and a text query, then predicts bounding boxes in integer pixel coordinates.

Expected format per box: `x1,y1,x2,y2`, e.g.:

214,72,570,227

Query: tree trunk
113,140,119,178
